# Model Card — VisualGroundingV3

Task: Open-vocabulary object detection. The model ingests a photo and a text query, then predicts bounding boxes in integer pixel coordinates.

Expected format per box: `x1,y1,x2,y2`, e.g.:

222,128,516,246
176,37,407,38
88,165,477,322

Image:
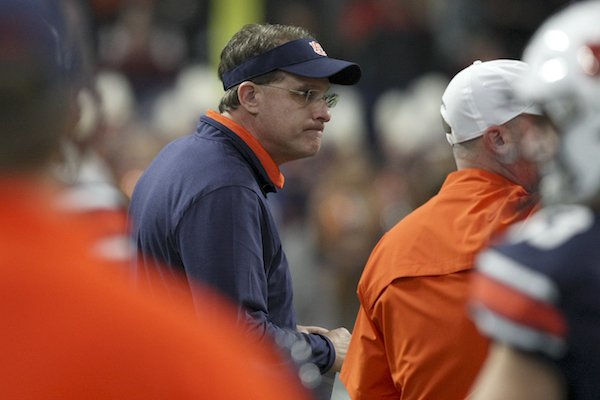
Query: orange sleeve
374,272,489,400
341,303,400,400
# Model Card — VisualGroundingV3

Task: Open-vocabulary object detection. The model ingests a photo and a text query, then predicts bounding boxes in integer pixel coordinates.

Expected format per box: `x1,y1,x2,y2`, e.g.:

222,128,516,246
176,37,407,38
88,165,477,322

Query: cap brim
522,103,544,116
280,58,361,85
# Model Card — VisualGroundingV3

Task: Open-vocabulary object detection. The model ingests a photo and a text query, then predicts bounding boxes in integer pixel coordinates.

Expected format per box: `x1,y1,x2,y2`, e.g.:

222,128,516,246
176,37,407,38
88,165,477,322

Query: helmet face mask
518,1,600,206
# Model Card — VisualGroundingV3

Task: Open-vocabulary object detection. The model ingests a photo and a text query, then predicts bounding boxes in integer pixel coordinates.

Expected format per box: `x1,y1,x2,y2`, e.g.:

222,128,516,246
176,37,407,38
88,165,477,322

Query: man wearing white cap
341,59,546,399
129,23,361,382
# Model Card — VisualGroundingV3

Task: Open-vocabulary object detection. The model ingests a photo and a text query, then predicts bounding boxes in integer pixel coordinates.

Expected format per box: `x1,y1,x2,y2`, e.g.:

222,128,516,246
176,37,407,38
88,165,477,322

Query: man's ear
482,126,507,154
237,82,259,114
483,125,519,163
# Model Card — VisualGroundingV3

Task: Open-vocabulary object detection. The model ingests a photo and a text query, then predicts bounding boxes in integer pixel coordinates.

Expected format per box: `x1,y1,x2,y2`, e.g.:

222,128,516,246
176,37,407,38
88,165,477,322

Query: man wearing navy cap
129,23,361,379
0,3,312,399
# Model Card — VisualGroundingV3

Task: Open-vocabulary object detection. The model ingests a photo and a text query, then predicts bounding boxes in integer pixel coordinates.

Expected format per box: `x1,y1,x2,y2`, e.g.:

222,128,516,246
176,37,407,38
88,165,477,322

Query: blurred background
68,0,571,330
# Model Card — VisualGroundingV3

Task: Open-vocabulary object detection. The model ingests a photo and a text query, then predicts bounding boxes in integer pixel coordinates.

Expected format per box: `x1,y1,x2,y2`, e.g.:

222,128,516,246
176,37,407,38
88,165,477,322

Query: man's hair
217,24,314,113
451,115,526,163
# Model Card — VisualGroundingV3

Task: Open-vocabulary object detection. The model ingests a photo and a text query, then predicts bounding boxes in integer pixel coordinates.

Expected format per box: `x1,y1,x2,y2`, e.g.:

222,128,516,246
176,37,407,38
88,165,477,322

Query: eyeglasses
260,84,339,108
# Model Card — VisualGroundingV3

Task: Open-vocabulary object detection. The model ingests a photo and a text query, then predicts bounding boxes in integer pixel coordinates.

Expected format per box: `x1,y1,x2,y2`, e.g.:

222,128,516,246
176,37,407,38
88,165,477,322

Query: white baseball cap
440,59,542,145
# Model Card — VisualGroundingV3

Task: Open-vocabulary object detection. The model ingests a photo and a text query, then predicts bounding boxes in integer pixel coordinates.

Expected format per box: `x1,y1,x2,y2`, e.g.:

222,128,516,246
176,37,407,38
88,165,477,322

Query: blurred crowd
74,0,570,329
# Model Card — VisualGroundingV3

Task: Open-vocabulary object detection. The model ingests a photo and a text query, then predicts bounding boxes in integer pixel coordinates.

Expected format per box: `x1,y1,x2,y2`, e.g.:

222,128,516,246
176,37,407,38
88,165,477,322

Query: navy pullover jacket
129,110,334,373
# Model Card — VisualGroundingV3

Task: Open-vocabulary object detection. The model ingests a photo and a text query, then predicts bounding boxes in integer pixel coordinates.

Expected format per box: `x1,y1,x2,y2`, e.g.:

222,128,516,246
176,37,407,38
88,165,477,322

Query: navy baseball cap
222,38,361,90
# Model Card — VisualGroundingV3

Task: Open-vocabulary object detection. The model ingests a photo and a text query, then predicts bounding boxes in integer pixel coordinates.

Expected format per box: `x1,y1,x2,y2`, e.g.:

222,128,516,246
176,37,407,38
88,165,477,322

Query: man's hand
322,327,351,372
297,325,351,372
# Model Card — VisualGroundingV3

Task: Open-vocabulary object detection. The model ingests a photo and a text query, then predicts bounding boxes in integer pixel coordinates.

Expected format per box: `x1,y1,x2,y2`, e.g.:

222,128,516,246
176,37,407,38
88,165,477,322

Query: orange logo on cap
309,41,327,56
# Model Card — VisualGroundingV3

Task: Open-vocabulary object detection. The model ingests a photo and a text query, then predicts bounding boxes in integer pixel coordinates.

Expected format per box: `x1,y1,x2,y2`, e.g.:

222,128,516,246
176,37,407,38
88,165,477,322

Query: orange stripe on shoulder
472,273,566,337
207,110,284,189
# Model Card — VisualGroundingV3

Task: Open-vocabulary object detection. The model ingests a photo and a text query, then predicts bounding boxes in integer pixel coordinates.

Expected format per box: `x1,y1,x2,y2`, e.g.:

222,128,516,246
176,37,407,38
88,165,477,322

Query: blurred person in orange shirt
340,59,546,399
0,1,312,398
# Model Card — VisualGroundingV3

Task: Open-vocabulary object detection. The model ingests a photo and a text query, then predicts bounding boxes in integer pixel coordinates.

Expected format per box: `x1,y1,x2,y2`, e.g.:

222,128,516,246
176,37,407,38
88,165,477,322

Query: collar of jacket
203,110,285,193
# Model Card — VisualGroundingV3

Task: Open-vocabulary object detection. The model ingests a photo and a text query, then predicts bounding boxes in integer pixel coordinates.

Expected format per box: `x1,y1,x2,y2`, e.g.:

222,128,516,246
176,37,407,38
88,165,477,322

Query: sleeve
340,302,399,400
470,248,567,359
176,186,334,373
367,274,488,400
470,205,600,362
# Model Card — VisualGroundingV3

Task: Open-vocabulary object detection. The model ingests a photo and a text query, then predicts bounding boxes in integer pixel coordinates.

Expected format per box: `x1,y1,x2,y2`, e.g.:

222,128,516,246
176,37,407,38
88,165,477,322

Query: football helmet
517,1,600,205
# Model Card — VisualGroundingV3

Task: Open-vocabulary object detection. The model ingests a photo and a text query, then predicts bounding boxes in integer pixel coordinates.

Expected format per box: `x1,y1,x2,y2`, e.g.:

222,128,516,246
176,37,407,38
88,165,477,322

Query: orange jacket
0,180,312,400
341,169,538,400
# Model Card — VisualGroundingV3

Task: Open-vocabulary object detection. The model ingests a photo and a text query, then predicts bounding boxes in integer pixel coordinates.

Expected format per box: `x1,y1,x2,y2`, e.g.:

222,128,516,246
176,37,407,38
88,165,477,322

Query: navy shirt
471,204,600,399
129,111,334,373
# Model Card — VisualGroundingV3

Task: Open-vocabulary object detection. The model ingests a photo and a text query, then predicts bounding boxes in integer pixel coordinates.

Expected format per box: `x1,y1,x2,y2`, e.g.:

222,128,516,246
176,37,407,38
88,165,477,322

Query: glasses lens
264,86,339,108
304,90,319,104
324,93,339,108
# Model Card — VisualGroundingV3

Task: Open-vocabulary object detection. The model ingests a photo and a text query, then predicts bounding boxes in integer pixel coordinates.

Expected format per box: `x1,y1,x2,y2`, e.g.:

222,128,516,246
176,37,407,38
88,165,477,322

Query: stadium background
77,0,571,331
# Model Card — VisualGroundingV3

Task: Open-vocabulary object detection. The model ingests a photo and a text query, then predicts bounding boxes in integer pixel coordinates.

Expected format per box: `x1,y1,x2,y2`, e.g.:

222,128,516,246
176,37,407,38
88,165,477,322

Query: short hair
217,24,315,113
